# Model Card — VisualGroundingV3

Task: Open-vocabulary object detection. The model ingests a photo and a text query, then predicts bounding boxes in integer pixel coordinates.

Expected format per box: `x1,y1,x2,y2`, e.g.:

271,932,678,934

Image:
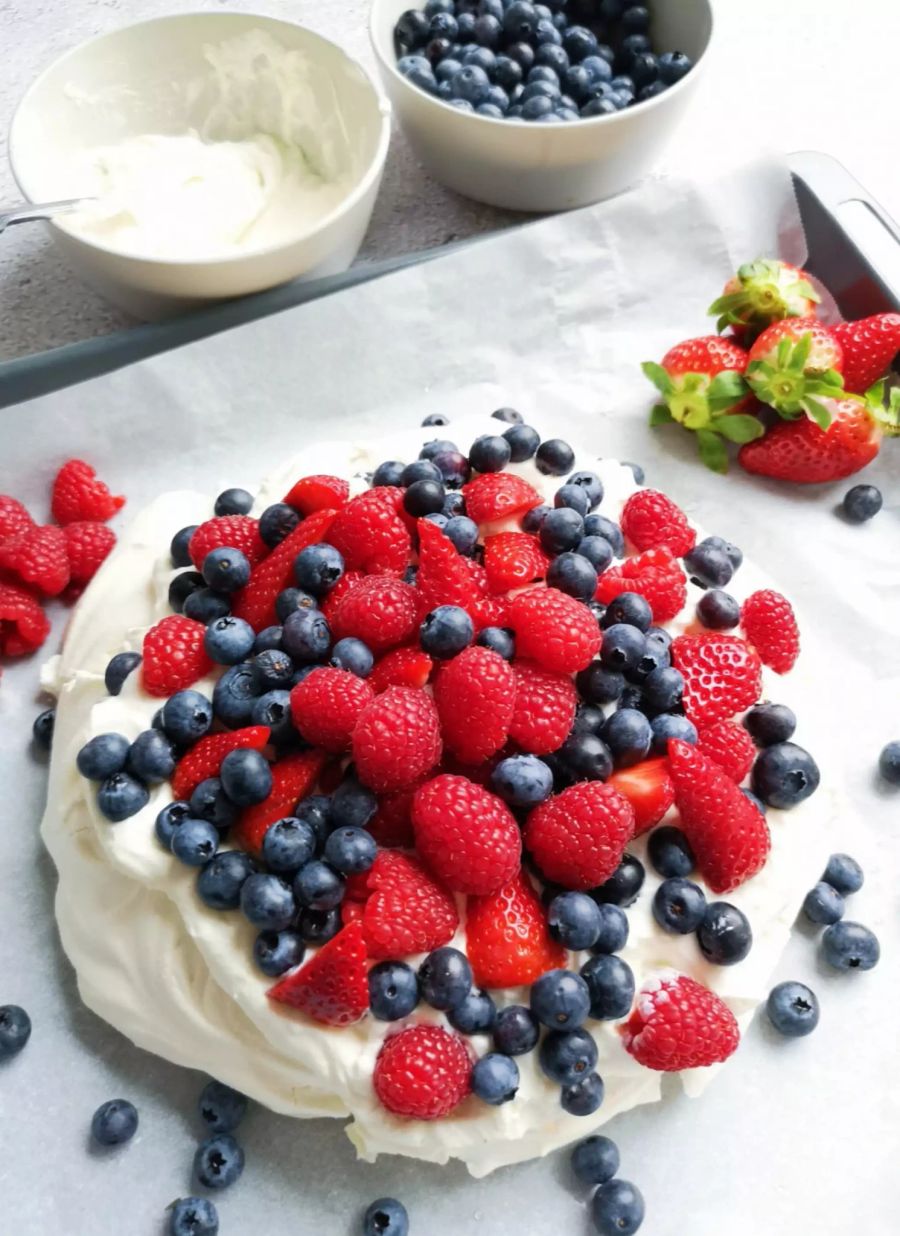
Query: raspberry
50,459,125,525
415,519,482,622
141,614,212,698
290,667,374,753
352,687,442,793
328,487,410,576
319,569,364,624
0,582,50,656
475,592,511,629
524,782,633,890
620,972,740,1071
466,868,566,989
697,720,756,783
233,508,337,630
330,575,418,654
63,521,116,586
507,660,577,754
233,749,326,853
463,472,542,525
0,525,70,596
483,532,549,593
369,645,433,693
607,758,675,835
412,774,521,895
267,921,368,1027
171,726,271,800
433,646,515,765
0,496,34,544
671,632,763,726
282,473,349,515
189,516,267,570
741,589,800,674
373,1025,472,1120
595,547,687,623
367,784,420,848
667,738,770,893
361,850,459,959
508,587,600,674
620,489,697,557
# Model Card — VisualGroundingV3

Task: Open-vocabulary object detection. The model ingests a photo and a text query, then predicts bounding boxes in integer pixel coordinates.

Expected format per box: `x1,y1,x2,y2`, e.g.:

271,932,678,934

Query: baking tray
1,150,899,410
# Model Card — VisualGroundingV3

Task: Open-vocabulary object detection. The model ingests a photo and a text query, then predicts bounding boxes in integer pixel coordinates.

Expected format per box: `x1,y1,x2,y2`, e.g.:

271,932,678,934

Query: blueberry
555,482,590,517
219,748,272,807
373,460,406,487
698,902,753,965
493,407,524,428
822,920,880,971
258,502,299,547
169,1198,219,1236
802,881,845,926
202,546,251,593
77,732,130,780
127,729,175,784
0,1005,31,1059
324,826,377,876
401,459,443,488
400,55,437,91
572,1134,620,1185
878,740,900,784
649,713,697,755
577,663,625,705
742,788,767,815
522,503,550,534
530,968,591,1029
474,14,503,49
621,461,645,484
548,551,598,601
743,703,796,747
600,624,646,672
448,987,497,1035
170,525,199,568
534,16,562,46
506,39,536,71
645,625,672,652
211,663,257,726
469,433,512,473
562,63,593,102
198,1080,248,1135
294,544,345,596
583,54,616,84
154,801,189,850
420,438,458,461
503,1,539,41
540,507,584,554
536,438,575,476
104,651,142,696
584,514,624,557
240,872,296,930
31,707,55,752
592,854,645,907
429,11,458,40
548,892,602,950
183,587,231,624
683,541,733,589
282,608,331,662
582,97,617,117
98,771,150,822
252,648,295,692
539,1026,598,1084
599,0,626,19
452,63,491,104
573,536,612,577
293,860,345,911
702,534,743,571
617,685,644,712
647,826,695,878
822,852,864,896
172,817,219,866
766,981,820,1037
653,877,707,934
696,589,740,630
492,1005,539,1056
580,953,635,1019
491,754,554,808
363,1198,409,1236
259,817,314,875
559,732,614,782
563,24,599,62
368,961,420,1021
190,778,238,830
842,483,882,522
298,908,342,943
420,604,474,658
434,450,471,489
442,491,466,518
603,709,651,767
656,48,692,83
197,851,257,912
166,570,204,614
195,1133,244,1190
503,424,540,461
444,516,479,556
561,1072,605,1116
591,1179,645,1236
477,625,515,659
253,928,304,977
250,689,293,744
91,1099,138,1146
641,666,683,713
276,586,318,622
752,742,820,808
470,1052,519,1105
522,94,554,119
589,904,629,955
419,947,472,1011
405,478,447,518
571,703,605,737
331,777,377,829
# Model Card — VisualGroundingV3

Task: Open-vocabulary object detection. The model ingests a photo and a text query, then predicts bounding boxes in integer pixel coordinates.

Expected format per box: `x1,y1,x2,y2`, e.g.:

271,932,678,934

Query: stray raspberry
697,720,756,783
434,646,515,765
373,1025,472,1120
282,473,349,515
525,781,633,890
507,660,577,754
620,972,740,1071
0,496,34,544
330,575,418,655
0,582,50,657
189,516,267,570
352,686,442,793
328,487,410,576
595,547,687,623
671,632,762,726
141,614,213,698
362,850,459,959
508,587,600,674
290,667,374,753
63,521,116,586
412,774,521,896
620,489,696,557
463,472,542,525
741,589,800,674
268,921,368,1026
172,726,271,801
51,459,125,525
0,524,70,596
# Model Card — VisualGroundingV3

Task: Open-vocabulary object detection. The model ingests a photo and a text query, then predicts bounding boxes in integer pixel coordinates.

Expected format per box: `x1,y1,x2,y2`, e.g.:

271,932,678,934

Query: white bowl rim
8,10,393,268
368,0,714,131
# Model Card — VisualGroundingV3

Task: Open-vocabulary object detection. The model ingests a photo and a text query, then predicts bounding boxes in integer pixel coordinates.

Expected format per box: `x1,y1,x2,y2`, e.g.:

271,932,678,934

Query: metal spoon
0,197,95,236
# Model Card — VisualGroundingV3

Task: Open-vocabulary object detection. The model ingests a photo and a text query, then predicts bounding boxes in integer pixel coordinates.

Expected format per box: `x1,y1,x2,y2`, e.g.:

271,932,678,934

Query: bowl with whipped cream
9,14,391,318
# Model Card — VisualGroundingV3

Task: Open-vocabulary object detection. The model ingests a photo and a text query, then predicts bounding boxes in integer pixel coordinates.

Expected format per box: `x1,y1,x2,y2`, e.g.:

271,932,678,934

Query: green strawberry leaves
866,380,900,435
716,415,767,444
696,431,729,474
746,331,845,425
642,361,763,473
708,259,820,335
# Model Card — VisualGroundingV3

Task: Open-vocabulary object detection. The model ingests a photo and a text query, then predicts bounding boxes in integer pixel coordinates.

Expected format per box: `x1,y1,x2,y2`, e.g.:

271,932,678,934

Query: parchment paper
1,158,897,1236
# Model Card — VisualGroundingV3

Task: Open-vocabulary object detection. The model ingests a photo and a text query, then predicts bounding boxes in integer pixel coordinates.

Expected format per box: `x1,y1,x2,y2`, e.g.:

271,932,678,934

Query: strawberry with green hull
745,317,845,427
831,313,900,394
708,258,820,341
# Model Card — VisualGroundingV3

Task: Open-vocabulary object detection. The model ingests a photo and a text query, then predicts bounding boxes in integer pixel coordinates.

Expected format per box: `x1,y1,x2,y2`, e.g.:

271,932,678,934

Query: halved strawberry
608,758,674,835
369,645,434,693
416,518,483,622
171,726,271,801
466,868,566,990
462,472,542,526
282,474,349,515
232,508,337,631
267,921,368,1026
233,749,326,852
483,532,549,593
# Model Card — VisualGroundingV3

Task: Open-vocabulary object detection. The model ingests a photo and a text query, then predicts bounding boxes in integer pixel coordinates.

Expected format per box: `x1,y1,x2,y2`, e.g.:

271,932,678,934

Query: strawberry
696,721,756,784
508,587,601,674
0,496,34,544
352,686,442,793
369,645,433,693
738,385,900,483
415,519,482,622
328,487,410,576
433,646,515,765
282,473,349,515
507,659,577,754
741,589,800,674
233,749,326,852
670,632,762,726
63,521,116,586
330,575,419,654
667,738,770,892
832,313,900,394
463,472,542,526
620,972,740,1071
267,921,368,1026
412,774,521,896
525,781,633,890
232,508,337,630
620,490,696,558
366,784,420,848
51,459,125,525
0,582,50,656
0,524,70,596
483,532,549,593
171,726,271,801
188,515,267,570
746,317,844,425
708,259,820,339
466,868,566,989
607,758,674,835
141,615,212,697
361,850,459,959
595,547,687,624
373,1024,472,1120
290,667,374,753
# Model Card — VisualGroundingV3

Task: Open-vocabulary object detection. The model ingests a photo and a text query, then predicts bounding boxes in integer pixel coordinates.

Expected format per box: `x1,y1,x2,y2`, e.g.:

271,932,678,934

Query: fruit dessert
41,410,827,1177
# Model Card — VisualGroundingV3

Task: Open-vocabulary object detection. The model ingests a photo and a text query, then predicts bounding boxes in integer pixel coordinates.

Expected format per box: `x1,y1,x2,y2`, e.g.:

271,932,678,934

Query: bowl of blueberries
370,0,713,212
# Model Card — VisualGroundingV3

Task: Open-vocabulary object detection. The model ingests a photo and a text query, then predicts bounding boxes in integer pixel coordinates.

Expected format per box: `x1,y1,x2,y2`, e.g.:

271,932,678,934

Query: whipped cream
40,415,832,1176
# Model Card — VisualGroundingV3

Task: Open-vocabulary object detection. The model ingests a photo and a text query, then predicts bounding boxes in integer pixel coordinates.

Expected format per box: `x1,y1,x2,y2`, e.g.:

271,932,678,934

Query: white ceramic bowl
9,13,391,319
370,0,713,212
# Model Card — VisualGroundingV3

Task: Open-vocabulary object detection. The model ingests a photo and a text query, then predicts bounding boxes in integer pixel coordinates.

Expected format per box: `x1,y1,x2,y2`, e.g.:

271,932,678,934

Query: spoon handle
0,198,92,236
